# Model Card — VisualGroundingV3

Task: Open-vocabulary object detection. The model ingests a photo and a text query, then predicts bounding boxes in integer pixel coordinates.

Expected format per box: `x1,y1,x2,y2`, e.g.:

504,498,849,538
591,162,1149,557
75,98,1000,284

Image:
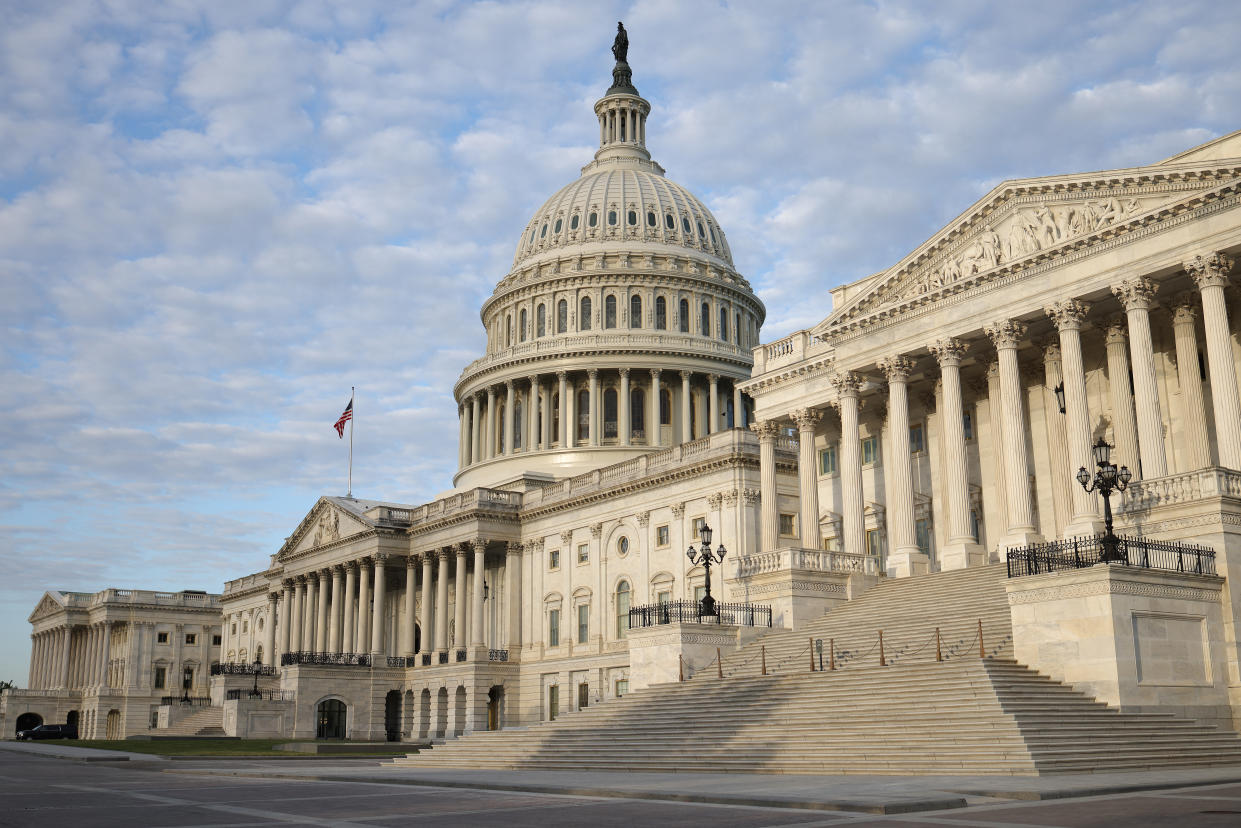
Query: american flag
334,398,353,438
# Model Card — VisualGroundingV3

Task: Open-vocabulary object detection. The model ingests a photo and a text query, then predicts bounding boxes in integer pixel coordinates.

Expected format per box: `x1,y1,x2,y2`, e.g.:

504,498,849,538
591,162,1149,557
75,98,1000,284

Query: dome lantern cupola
591,22,656,169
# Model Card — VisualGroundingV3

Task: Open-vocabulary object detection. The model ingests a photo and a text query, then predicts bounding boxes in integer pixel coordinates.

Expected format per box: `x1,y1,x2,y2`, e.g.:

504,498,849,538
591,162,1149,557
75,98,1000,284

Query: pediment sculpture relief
312,509,340,547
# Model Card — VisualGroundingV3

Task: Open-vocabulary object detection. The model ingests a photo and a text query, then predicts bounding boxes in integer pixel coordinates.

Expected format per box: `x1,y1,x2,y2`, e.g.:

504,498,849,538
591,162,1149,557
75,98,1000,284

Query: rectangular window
779,513,797,537
694,585,707,602
577,604,589,643
861,436,879,466
615,678,629,698
656,590,671,605
962,411,974,441
909,423,925,454
230,623,236,635
692,516,706,539
185,633,196,646
548,609,560,647
865,528,882,557
915,518,931,555
548,548,560,570
156,632,169,644
154,666,166,689
577,543,589,564
212,634,221,646
548,685,559,721
656,525,670,547
970,508,981,542
819,445,837,475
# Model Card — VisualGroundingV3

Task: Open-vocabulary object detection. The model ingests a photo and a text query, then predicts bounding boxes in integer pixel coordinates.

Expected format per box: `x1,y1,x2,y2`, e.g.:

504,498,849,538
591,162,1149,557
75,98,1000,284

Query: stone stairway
160,706,225,736
391,565,1241,775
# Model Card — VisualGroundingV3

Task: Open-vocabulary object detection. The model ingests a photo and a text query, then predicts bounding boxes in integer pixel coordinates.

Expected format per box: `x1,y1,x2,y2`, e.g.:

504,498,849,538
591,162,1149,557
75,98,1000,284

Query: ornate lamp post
686,524,726,616
1076,437,1132,563
249,657,262,699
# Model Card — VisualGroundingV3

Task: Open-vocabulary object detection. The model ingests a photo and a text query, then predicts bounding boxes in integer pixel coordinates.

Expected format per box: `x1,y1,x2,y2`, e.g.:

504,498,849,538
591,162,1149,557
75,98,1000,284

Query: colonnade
459,368,749,469
751,252,1241,569
28,622,117,691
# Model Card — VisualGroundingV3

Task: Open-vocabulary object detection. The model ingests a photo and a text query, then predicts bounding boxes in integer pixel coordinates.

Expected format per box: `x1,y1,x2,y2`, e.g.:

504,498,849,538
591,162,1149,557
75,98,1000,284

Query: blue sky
3,0,1240,683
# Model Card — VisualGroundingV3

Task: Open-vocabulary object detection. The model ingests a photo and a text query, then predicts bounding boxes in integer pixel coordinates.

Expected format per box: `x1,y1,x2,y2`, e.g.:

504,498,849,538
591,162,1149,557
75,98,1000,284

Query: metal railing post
679,654,684,682
978,619,985,658
761,645,767,676
809,637,815,672
936,627,942,662
717,647,723,679
829,638,835,671
879,630,886,667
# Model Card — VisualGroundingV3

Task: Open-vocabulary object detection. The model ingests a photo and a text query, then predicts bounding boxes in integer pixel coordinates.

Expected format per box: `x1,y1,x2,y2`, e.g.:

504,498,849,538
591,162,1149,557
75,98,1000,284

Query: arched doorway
14,712,41,735
65,710,79,732
105,710,121,739
418,689,431,739
403,689,414,739
487,686,504,731
453,686,467,736
384,690,401,742
316,699,347,739
413,624,421,654
434,687,448,738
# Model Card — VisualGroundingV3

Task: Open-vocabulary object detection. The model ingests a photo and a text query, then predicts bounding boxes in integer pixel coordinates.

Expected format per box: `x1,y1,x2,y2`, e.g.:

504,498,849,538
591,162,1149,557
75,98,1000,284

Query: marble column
708,374,720,434
1046,299,1102,536
1041,342,1073,537
504,381,515,455
99,623,111,690
556,371,568,447
833,372,866,557
588,369,599,446
1103,318,1141,476
370,554,387,656
303,574,318,653
356,560,371,654
984,320,1041,549
403,556,418,657
649,369,661,446
471,539,487,647
1185,252,1241,469
314,570,329,653
290,578,305,652
470,394,481,465
733,385,745,429
327,566,343,653
458,404,468,468
1170,296,1211,470
618,368,631,446
880,355,928,574
681,371,692,443
506,542,523,650
435,549,450,655
527,375,540,451
341,563,356,656
279,581,293,658
1112,277,1168,478
420,553,434,655
566,377,577,448
485,386,497,460
541,379,552,449
751,420,781,552
264,593,277,665
790,407,823,550
454,543,468,650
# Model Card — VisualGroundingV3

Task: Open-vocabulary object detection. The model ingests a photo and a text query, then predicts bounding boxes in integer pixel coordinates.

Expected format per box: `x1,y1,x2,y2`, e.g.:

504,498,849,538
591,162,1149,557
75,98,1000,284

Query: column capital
528,374,539,386
486,385,496,399
649,368,661,380
789,407,823,431
282,578,296,589
1184,251,1233,290
373,551,388,564
1041,340,1062,363
680,370,692,381
407,554,419,569
295,574,308,585
1044,298,1090,331
455,541,470,556
928,338,968,369
707,373,720,384
505,378,514,390
831,371,862,397
618,367,630,378
471,538,487,554
587,368,598,380
331,564,345,575
556,370,567,380
1112,276,1158,311
878,354,917,381
984,319,1028,350
506,541,523,556
1171,293,1199,325
437,548,453,562
1104,315,1128,345
749,420,782,440
269,591,281,602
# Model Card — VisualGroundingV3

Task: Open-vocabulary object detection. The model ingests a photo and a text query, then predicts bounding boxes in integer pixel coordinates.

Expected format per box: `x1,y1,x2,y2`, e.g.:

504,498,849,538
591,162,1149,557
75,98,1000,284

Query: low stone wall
626,621,766,692
222,698,293,738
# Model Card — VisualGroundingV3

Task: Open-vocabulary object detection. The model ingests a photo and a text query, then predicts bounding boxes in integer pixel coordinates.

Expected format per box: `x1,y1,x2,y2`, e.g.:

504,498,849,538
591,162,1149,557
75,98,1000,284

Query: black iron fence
161,695,211,706
280,651,372,667
386,656,411,668
1007,534,1216,578
628,599,772,629
225,688,295,702
488,649,509,662
210,662,275,676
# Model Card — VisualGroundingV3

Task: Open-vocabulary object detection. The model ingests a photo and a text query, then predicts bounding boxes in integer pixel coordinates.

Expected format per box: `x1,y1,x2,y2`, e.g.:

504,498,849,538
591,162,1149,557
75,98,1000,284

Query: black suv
15,724,77,740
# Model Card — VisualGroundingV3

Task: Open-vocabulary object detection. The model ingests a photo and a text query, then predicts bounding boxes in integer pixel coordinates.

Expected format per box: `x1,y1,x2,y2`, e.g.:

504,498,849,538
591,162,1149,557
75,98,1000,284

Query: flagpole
348,387,354,498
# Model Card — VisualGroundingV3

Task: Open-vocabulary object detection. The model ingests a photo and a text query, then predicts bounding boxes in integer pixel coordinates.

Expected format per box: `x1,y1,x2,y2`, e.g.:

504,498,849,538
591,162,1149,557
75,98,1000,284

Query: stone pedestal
1007,564,1232,730
887,549,930,578
223,697,293,738
938,541,986,572
732,547,877,630
627,622,765,692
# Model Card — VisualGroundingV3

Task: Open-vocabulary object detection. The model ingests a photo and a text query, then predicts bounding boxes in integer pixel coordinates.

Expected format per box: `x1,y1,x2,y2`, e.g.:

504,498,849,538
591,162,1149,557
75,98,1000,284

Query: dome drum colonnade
746,252,1241,574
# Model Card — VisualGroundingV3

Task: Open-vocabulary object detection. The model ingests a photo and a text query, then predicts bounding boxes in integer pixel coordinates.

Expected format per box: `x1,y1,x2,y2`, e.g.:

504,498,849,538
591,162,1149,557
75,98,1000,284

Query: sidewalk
0,740,165,763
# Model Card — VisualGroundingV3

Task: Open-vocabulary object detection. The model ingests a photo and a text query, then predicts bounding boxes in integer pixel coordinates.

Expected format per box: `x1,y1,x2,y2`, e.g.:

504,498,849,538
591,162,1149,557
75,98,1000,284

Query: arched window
605,295,617,329
660,388,671,425
589,211,598,227
682,216,691,233
256,645,264,665
608,210,617,226
629,295,642,329
616,581,631,637
647,211,656,226
553,218,562,233
603,388,618,439
631,387,645,438
576,389,589,441
678,298,689,333
552,392,560,443
580,297,592,330
570,214,579,230
700,302,710,336
665,213,674,230
519,309,527,342
514,400,523,450
540,222,547,238
497,401,505,453
655,296,667,330
537,304,546,337
735,311,741,345
505,315,512,347
317,699,347,739
719,307,729,341
557,299,568,334
627,210,637,226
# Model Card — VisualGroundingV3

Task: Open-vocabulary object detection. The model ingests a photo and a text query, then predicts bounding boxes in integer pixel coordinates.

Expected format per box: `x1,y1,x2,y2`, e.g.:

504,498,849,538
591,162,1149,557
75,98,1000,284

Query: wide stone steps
159,706,224,736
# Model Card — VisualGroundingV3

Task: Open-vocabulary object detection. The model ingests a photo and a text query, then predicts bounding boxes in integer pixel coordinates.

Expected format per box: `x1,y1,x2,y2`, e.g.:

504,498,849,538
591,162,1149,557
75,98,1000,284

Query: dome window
627,210,637,226
579,297,592,331
540,223,548,238
710,225,717,243
647,211,656,226
608,210,618,226
529,229,536,244
679,298,690,333
554,218,562,234
697,221,705,238
682,217,691,234
570,215,579,230
630,295,642,328
604,295,617,329
655,296,667,330
589,212,598,228
664,214,674,229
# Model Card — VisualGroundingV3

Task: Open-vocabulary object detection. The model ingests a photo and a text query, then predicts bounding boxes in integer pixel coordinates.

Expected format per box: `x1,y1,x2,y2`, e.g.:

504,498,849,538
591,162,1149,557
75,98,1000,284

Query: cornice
739,354,834,395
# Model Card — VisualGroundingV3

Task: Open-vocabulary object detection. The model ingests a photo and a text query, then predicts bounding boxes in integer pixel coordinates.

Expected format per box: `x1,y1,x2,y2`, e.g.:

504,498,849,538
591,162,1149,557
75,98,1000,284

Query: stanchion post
936,627,942,662
879,630,886,667
761,645,767,676
809,637,815,672
717,647,723,679
679,654,685,682
829,637,835,671
978,619,985,658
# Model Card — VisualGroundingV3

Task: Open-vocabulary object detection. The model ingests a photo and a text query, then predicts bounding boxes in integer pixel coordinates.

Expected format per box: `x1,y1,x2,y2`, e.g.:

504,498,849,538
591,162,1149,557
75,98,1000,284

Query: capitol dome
453,30,765,489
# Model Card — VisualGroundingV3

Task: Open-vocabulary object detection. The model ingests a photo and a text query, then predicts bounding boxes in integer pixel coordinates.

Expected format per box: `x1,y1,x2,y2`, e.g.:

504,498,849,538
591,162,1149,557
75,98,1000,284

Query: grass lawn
25,739,412,758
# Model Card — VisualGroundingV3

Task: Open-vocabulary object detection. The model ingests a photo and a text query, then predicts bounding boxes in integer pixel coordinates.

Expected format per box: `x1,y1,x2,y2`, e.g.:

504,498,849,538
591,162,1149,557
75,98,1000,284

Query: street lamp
249,657,262,699
1076,437,1132,563
686,524,727,616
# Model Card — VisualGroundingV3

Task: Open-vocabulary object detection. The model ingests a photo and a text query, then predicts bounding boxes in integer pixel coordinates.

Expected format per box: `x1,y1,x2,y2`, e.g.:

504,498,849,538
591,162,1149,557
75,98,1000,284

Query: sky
2,0,1240,684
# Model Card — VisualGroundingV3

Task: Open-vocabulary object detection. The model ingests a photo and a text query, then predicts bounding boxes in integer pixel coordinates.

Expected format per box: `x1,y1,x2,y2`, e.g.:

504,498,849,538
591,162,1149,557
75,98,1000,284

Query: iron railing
421,654,432,666
386,656,411,668
455,649,467,662
438,652,449,664
225,688,295,702
280,651,372,667
210,662,275,676
1007,534,1216,578
161,695,212,706
628,599,772,629
488,649,509,662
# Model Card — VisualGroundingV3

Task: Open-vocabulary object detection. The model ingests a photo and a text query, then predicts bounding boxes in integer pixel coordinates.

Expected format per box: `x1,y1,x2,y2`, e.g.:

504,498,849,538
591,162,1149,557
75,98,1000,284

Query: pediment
817,159,1241,339
282,498,370,558
28,592,65,623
